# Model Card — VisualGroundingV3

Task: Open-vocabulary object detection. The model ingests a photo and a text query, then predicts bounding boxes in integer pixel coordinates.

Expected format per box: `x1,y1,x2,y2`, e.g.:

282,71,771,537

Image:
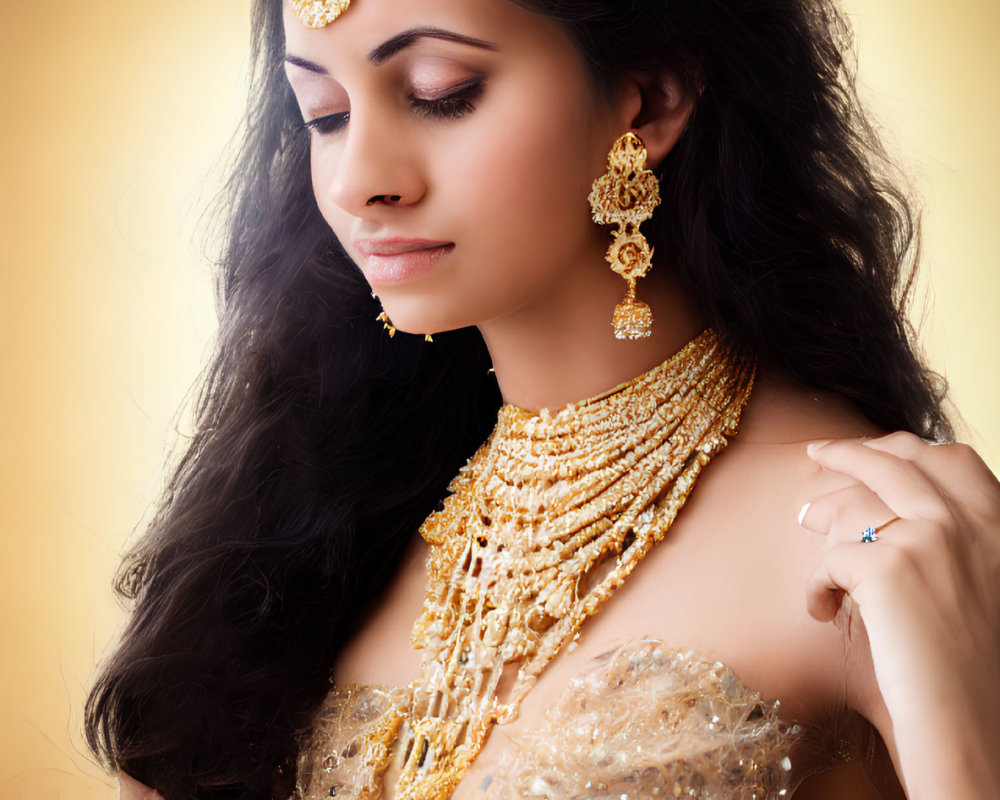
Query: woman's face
283,0,629,336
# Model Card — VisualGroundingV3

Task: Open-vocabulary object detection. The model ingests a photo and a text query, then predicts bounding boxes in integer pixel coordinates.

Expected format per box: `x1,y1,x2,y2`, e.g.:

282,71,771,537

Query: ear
616,70,695,170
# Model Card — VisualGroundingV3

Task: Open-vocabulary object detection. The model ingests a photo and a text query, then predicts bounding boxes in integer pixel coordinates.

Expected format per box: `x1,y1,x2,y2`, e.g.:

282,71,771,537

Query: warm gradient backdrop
1,2,996,798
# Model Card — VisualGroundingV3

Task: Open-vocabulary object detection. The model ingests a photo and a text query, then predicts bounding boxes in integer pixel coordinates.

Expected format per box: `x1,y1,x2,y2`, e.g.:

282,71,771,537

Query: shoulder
687,370,886,713
579,369,885,721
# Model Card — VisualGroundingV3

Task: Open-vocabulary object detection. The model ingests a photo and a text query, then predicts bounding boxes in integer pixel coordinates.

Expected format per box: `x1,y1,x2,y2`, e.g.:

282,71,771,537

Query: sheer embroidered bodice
295,638,822,799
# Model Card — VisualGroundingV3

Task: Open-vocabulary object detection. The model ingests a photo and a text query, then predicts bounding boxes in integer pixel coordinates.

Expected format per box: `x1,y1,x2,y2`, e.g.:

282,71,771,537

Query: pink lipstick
354,238,454,284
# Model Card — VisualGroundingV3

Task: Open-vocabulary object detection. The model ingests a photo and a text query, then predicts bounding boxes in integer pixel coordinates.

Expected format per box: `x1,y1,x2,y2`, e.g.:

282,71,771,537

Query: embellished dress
294,331,833,800
296,641,828,799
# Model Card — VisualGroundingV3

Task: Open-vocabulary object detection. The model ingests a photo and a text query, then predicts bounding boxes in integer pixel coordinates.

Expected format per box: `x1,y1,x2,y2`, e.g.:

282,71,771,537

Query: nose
367,194,401,206
315,104,426,215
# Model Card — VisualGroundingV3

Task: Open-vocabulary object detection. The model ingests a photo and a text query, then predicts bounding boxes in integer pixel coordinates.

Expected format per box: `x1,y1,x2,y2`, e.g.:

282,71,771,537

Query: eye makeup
409,76,485,120
300,76,486,136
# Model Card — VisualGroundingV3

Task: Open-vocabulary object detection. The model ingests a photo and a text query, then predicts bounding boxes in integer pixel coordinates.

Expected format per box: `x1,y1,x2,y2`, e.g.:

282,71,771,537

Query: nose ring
367,194,402,206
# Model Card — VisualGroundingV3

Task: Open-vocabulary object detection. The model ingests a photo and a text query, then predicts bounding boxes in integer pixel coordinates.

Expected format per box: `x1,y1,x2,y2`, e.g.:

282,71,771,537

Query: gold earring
588,132,661,340
376,311,396,338
375,313,433,342
372,294,433,342
370,292,396,338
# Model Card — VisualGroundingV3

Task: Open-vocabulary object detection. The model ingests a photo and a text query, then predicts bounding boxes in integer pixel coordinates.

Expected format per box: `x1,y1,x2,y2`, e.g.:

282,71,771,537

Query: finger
807,438,948,523
864,434,1000,515
859,430,934,462
798,483,897,543
805,539,908,622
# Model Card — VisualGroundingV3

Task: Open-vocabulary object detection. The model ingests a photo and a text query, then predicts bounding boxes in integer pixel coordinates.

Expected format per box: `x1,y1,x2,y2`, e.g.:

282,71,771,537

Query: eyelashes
302,78,485,137
410,77,484,120
302,111,350,136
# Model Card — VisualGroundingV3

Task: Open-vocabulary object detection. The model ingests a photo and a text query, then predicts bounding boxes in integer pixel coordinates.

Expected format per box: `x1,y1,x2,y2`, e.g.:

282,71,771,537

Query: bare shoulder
573,369,886,721
685,369,885,709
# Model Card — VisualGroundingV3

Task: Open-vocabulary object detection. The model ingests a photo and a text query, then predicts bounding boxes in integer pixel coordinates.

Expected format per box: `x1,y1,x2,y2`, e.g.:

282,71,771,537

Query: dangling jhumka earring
588,132,661,340
288,0,351,28
367,292,395,337
371,294,433,342
376,313,433,342
375,311,396,338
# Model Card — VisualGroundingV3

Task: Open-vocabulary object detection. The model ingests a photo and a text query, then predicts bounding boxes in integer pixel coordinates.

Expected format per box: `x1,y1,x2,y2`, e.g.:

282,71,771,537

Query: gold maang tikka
289,0,351,28
588,132,661,340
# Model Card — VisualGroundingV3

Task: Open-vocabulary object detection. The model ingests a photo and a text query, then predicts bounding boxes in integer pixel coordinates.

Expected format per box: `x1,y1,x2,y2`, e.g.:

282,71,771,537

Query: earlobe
626,71,696,169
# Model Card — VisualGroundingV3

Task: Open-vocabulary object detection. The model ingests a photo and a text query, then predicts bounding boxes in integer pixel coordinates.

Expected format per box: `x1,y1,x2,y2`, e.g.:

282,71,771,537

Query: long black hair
86,0,949,797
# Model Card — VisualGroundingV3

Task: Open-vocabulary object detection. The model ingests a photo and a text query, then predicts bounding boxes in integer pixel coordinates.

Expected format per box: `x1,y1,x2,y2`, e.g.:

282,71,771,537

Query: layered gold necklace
299,329,755,800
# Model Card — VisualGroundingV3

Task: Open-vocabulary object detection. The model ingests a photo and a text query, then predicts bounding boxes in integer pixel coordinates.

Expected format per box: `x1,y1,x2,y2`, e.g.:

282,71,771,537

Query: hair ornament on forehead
289,0,351,28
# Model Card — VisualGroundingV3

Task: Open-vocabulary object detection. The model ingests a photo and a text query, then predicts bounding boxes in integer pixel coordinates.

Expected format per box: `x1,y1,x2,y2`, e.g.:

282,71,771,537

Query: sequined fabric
295,640,806,800
482,641,800,799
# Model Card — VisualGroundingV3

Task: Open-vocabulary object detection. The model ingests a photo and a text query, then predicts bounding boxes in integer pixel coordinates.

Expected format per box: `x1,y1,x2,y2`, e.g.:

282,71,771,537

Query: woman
89,0,1000,797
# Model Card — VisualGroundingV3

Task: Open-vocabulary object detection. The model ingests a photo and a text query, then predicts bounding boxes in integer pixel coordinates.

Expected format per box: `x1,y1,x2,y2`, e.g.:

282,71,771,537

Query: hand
799,432,1000,799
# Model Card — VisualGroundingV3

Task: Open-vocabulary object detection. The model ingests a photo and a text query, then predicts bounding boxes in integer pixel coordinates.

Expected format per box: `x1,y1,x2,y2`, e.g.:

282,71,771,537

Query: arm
800,433,1000,799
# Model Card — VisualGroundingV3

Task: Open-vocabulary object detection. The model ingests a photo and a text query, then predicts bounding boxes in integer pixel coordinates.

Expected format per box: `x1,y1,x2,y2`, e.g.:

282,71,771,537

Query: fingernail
806,440,832,457
797,502,811,526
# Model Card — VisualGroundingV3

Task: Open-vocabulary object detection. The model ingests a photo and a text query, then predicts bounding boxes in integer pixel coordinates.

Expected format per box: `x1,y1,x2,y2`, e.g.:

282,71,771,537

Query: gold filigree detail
297,641,813,800
289,0,351,29
296,330,756,800
588,132,662,340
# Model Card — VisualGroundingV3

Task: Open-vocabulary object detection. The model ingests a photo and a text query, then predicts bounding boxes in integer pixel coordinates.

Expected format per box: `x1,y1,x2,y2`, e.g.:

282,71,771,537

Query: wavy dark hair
86,0,950,797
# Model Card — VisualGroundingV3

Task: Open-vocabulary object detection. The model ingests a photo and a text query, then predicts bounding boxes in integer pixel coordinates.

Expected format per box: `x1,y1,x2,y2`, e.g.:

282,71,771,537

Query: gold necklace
301,329,755,800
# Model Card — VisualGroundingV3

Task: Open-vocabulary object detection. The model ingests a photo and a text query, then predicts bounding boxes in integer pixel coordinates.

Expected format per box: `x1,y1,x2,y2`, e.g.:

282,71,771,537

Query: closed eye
301,78,485,137
301,110,350,136
409,77,485,120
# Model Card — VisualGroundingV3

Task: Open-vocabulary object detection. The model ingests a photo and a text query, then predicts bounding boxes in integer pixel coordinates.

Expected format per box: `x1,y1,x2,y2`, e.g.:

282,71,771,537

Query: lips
354,237,453,256
353,238,455,284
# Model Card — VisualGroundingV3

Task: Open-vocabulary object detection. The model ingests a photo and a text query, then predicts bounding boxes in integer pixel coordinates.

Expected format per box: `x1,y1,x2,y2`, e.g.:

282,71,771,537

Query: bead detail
296,330,756,800
288,0,351,28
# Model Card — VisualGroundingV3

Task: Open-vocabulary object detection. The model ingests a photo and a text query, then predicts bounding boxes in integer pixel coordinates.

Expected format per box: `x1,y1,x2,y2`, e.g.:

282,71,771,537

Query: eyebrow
284,26,498,74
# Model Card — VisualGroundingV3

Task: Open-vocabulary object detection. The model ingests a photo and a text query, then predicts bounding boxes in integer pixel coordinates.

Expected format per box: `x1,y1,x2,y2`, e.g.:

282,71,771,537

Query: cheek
450,97,604,280
310,148,359,255
494,94,594,213
310,149,339,226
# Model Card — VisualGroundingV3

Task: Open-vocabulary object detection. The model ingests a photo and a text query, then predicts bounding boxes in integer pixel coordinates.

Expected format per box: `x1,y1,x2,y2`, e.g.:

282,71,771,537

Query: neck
478,265,706,413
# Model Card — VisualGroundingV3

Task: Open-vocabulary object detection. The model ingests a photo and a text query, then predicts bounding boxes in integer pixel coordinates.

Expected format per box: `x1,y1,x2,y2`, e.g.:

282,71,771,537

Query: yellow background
1,1,996,797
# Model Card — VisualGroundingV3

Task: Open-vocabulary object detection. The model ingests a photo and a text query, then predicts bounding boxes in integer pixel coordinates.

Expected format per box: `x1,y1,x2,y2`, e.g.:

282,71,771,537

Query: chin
376,288,486,335
380,307,477,339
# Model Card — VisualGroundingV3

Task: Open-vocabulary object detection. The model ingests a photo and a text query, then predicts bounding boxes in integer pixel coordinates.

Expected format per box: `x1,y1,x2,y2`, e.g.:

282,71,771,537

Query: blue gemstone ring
861,516,901,543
